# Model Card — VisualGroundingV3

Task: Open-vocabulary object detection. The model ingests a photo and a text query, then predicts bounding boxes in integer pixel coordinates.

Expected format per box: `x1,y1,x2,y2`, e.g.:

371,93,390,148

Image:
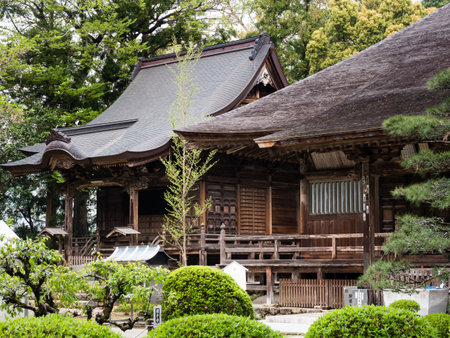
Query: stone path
263,312,325,335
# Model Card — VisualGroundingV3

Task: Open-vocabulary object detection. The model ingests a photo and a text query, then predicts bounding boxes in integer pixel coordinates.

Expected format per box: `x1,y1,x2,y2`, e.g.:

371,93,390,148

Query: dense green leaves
392,178,450,209
383,115,450,141
422,0,450,8
148,313,282,338
424,313,450,338
389,300,420,313
253,0,328,82
0,313,121,337
306,0,432,75
383,215,450,256
80,260,169,331
161,266,254,320
0,236,79,317
305,305,437,337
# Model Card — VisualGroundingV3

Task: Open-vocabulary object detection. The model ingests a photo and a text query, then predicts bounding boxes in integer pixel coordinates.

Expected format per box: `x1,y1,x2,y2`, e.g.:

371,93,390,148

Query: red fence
279,279,357,308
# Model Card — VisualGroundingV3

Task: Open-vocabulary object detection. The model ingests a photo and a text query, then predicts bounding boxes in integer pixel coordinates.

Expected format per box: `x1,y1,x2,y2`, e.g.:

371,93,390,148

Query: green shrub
0,313,121,337
389,299,421,313
424,313,450,338
161,265,254,320
305,305,437,338
147,313,281,338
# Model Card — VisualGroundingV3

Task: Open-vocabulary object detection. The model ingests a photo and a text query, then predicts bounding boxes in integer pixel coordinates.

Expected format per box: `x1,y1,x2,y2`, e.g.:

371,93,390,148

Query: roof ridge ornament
45,130,71,145
130,61,141,81
249,33,271,61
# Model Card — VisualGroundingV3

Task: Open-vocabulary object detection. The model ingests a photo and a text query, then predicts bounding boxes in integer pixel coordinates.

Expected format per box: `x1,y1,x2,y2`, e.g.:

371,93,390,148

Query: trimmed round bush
0,313,121,337
147,313,282,337
424,313,450,338
305,305,437,338
161,265,254,320
389,299,421,313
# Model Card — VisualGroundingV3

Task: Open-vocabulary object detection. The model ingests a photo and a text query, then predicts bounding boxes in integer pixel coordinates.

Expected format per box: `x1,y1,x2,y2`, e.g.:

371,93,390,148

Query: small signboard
343,286,358,307
153,305,162,327
223,261,248,290
352,289,368,306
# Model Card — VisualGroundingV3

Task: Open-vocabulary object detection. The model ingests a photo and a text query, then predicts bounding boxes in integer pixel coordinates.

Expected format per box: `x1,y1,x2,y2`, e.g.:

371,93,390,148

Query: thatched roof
177,5,450,149
2,35,287,174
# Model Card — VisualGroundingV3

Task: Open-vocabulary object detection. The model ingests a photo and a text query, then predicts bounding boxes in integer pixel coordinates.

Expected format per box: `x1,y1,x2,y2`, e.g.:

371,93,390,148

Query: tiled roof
3,34,285,173
177,5,450,147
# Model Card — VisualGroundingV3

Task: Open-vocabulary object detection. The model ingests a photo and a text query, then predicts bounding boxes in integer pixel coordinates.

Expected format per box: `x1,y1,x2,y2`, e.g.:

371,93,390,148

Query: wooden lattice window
309,181,363,215
206,183,237,234
239,186,266,234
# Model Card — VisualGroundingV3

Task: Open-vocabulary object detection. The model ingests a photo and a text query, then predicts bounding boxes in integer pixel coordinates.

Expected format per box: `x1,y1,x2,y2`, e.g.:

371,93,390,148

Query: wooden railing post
219,223,226,265
200,223,206,265
274,239,279,259
331,237,337,259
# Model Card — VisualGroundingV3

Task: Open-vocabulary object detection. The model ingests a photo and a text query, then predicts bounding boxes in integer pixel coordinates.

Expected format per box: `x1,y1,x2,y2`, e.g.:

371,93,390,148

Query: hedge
305,305,437,337
424,313,450,338
161,265,254,320
148,313,281,337
389,299,420,313
0,313,121,337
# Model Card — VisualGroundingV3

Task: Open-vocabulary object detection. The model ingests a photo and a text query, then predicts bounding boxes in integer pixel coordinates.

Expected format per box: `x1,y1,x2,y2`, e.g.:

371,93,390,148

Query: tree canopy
305,0,433,75
0,0,217,235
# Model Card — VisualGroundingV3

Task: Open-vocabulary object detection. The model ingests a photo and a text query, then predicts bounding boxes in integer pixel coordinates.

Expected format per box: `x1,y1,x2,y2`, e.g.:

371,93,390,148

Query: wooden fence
71,255,97,265
392,268,450,287
279,279,357,308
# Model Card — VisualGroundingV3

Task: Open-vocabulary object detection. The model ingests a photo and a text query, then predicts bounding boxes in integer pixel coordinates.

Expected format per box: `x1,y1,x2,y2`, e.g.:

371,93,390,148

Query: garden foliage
80,259,169,331
161,265,254,320
147,313,281,338
423,313,450,338
0,236,79,317
0,313,121,337
305,305,437,337
389,299,420,313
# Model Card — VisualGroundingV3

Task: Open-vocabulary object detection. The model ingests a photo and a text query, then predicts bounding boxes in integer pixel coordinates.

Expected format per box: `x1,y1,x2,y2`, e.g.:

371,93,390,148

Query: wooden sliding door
239,186,266,234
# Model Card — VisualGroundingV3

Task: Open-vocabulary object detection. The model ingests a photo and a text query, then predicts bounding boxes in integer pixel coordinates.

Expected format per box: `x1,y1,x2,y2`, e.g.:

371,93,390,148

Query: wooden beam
64,186,74,265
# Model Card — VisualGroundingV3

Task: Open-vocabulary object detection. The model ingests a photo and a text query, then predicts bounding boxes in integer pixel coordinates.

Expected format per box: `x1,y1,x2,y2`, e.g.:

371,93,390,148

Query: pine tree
360,69,450,290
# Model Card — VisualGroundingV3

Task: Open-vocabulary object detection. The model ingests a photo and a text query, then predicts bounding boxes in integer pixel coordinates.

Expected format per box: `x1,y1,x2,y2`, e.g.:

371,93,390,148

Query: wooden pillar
200,181,207,226
45,184,58,228
317,268,323,280
362,160,376,271
266,185,272,235
200,223,206,265
219,223,226,265
64,186,74,265
237,184,241,234
45,190,53,228
299,179,308,234
58,235,63,255
266,267,274,305
368,172,379,266
129,189,139,245
299,159,307,234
